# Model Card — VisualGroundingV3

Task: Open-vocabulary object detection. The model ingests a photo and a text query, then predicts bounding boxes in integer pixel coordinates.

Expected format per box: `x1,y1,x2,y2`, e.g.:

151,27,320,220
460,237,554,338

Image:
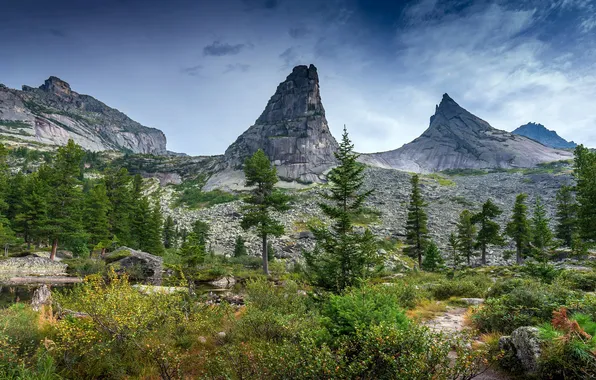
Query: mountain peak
39,76,72,97
512,122,577,149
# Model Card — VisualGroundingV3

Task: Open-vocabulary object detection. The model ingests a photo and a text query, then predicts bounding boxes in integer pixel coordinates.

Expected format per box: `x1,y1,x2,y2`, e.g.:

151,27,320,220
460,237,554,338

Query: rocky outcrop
499,326,543,375
512,122,577,149
206,64,338,189
107,247,163,285
0,77,167,154
362,94,573,172
0,256,67,276
31,285,52,311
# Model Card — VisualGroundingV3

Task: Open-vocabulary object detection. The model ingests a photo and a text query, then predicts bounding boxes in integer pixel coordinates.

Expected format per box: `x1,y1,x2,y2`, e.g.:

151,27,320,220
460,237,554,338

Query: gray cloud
288,25,311,39
203,41,246,56
180,65,203,76
224,63,251,73
279,47,302,68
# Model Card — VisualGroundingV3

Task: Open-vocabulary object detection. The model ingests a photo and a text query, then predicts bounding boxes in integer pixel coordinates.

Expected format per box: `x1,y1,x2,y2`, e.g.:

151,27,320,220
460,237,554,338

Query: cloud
279,47,303,68
180,65,203,76
203,41,246,56
288,25,311,39
48,28,67,38
224,63,251,73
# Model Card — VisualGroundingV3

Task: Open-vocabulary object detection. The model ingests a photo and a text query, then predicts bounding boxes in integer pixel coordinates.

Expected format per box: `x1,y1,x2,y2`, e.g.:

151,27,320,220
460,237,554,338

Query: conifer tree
472,199,504,265
104,167,133,246
574,145,596,244
506,193,531,264
531,196,554,264
456,209,477,266
233,235,247,257
46,140,86,260
0,218,16,257
555,185,577,247
421,240,444,272
448,233,462,271
241,149,290,275
139,199,164,255
129,174,146,248
192,220,210,253
304,127,378,292
404,174,428,267
14,173,49,248
162,216,175,249
84,182,112,256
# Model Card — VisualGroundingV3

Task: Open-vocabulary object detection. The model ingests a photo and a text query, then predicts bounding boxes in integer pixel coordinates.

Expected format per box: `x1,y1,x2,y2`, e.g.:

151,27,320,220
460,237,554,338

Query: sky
1,0,595,155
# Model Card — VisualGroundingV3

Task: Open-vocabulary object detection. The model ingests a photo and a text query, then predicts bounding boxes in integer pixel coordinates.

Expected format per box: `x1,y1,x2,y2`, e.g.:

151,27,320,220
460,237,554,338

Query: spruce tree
506,193,531,264
241,149,290,275
162,216,175,249
555,185,577,247
192,220,210,253
531,196,554,264
448,233,462,271
404,174,428,267
129,175,146,248
303,127,378,292
104,167,133,246
574,145,596,244
472,199,504,266
46,140,86,260
14,173,49,248
84,182,112,256
456,209,477,266
233,235,247,257
421,240,444,272
140,200,164,255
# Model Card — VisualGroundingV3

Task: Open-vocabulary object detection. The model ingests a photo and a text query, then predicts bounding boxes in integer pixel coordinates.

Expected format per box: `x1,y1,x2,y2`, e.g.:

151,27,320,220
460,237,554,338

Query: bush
555,270,596,292
428,273,492,300
519,262,561,283
64,257,106,277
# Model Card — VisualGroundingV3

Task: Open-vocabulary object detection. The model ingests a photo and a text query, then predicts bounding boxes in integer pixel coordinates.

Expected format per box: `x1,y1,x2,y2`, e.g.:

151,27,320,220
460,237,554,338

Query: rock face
512,122,577,149
361,94,572,172
107,247,163,285
206,64,338,189
0,256,67,276
0,77,167,154
500,326,543,375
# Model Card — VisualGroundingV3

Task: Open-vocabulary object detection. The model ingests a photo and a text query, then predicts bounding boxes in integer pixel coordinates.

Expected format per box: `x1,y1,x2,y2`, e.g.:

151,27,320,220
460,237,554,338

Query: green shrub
555,270,596,292
64,257,106,277
519,262,561,283
174,188,238,209
428,274,492,300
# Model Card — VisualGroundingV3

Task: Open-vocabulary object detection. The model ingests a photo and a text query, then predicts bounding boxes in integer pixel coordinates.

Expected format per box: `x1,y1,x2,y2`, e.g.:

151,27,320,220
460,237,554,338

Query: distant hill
512,122,577,149
360,94,573,172
0,77,167,154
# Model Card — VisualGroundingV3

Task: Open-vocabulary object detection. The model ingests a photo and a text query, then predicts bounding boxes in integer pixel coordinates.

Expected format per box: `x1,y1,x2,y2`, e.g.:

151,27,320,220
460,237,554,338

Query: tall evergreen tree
241,149,290,275
104,167,133,246
130,174,146,248
404,174,429,267
84,182,112,256
304,127,378,292
46,140,86,260
448,233,462,271
146,200,165,255
531,196,554,264
421,240,444,272
555,185,577,247
472,199,504,266
456,209,477,266
192,220,210,253
162,215,175,249
574,145,596,244
233,235,247,257
14,173,49,248
506,193,531,264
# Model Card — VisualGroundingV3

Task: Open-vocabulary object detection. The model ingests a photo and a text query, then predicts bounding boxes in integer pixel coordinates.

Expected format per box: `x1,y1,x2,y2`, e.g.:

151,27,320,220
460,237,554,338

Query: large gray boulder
499,326,542,375
206,64,339,189
0,256,67,276
362,94,572,173
107,247,163,285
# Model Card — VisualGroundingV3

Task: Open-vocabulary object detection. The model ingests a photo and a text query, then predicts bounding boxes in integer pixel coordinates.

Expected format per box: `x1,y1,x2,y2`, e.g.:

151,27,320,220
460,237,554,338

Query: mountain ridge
512,122,577,149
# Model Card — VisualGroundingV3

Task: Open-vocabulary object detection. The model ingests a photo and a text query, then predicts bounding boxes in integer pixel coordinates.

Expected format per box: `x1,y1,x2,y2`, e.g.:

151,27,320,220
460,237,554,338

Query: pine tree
14,173,49,248
5,172,27,223
140,200,164,255
456,209,477,266
46,140,86,260
192,220,210,253
84,182,112,256
448,233,462,271
421,240,444,272
472,199,504,266
104,167,133,246
531,196,554,264
233,235,247,257
506,193,531,265
404,174,429,268
129,174,146,249
162,216,175,249
574,145,596,244
303,127,378,292
0,217,16,257
241,149,290,275
267,241,275,261
555,185,577,248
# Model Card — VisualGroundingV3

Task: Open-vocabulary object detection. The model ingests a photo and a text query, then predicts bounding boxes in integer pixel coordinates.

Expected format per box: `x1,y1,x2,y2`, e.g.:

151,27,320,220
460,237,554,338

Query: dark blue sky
1,0,595,154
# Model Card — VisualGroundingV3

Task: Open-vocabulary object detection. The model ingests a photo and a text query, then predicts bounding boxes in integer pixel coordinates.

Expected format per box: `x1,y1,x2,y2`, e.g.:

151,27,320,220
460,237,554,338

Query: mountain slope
205,64,339,189
361,94,572,172
0,77,167,154
512,122,577,149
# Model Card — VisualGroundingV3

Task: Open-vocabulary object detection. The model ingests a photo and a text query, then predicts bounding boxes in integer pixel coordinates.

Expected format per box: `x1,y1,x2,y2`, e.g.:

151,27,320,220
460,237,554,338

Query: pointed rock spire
39,76,72,97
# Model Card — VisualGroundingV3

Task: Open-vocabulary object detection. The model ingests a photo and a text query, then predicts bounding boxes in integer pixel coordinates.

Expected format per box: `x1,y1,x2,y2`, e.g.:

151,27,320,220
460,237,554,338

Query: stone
0,77,167,154
0,256,67,276
205,64,339,189
208,276,237,289
460,298,485,305
31,285,51,311
299,231,315,239
361,94,572,173
502,326,542,375
106,247,163,285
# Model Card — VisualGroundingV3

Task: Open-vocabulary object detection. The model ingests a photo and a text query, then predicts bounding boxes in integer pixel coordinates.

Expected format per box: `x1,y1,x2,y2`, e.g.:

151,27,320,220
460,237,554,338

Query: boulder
106,247,163,285
499,326,542,375
0,256,67,276
31,285,52,311
208,276,236,289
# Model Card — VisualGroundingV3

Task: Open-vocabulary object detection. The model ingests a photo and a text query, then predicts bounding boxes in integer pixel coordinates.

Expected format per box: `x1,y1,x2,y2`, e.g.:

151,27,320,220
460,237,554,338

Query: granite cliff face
361,94,572,172
512,122,577,149
0,77,167,154
205,64,339,189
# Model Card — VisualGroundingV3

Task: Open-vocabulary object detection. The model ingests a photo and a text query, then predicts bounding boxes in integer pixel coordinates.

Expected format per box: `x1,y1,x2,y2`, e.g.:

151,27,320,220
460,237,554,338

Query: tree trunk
516,246,523,265
262,234,269,275
481,244,487,266
50,239,58,261
101,247,106,258
4,244,8,257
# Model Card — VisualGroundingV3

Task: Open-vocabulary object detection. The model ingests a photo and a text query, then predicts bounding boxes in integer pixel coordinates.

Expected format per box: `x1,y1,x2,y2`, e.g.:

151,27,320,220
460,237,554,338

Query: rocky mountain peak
39,76,72,97
427,93,492,134
512,122,577,149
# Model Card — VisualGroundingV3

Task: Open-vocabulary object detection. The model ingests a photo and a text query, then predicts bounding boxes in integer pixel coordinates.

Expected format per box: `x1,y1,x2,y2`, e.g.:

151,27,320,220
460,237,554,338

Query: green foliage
233,235,247,257
555,185,577,247
472,199,504,265
304,127,378,292
456,209,477,266
404,174,429,267
506,193,531,264
425,173,456,186
530,196,555,263
427,273,492,300
162,215,175,249
574,145,596,244
421,240,444,272
174,188,238,209
83,181,111,253
447,233,463,270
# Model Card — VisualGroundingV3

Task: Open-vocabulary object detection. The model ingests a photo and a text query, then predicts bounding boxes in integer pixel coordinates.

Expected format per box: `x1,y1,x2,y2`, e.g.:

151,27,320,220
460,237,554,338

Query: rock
133,284,187,295
208,276,236,289
205,64,339,189
362,94,572,172
512,122,577,149
0,77,167,154
500,326,542,375
31,285,51,311
198,336,207,344
299,231,314,239
0,256,67,276
106,247,163,285
460,298,485,305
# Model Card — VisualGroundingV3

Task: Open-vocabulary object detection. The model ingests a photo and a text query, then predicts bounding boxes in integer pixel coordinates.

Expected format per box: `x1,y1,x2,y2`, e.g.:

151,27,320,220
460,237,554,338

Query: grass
406,299,447,321
424,173,456,186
